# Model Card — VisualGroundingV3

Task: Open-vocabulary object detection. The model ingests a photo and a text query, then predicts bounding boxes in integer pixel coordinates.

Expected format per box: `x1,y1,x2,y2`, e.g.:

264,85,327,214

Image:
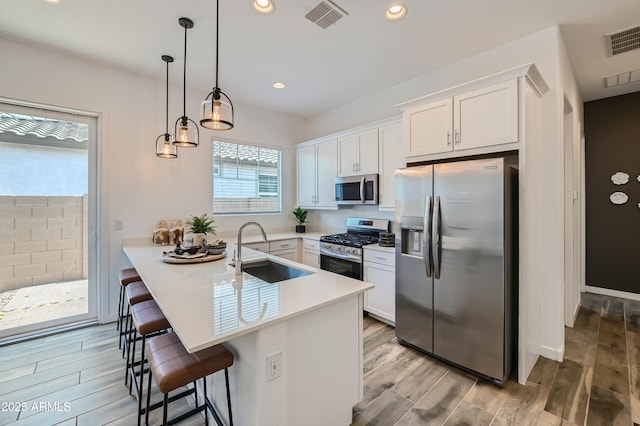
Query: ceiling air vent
605,24,640,56
305,0,348,29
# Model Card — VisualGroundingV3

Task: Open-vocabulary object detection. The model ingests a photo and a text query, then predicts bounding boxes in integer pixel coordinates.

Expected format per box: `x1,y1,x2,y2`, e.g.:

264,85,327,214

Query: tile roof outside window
0,112,88,143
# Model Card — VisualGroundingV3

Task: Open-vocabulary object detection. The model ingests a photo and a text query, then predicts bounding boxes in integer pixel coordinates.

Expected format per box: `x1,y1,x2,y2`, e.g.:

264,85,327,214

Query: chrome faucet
235,221,268,275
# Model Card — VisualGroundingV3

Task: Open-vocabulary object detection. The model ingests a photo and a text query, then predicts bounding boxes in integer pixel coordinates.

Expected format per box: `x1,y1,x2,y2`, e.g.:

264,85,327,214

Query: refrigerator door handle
423,196,432,277
432,195,442,279
360,176,365,203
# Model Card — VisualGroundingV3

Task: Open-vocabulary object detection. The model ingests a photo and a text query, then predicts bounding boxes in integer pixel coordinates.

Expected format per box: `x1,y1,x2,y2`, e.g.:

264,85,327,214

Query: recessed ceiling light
253,0,274,14
385,4,407,21
273,82,286,89
44,0,61,3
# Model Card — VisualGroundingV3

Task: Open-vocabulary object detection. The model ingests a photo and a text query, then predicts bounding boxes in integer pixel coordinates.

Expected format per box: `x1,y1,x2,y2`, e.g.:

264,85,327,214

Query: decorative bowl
206,243,227,255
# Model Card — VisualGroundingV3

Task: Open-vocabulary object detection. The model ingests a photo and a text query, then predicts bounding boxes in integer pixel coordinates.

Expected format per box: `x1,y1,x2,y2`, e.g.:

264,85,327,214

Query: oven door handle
320,248,362,263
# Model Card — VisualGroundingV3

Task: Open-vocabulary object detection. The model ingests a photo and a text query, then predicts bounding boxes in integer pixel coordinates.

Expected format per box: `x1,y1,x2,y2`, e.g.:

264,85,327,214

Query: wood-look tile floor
0,325,204,426
352,292,640,426
0,292,638,426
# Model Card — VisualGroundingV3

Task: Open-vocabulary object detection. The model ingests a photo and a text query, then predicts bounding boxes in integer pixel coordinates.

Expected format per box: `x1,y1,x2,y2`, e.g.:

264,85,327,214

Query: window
0,111,89,196
213,140,282,214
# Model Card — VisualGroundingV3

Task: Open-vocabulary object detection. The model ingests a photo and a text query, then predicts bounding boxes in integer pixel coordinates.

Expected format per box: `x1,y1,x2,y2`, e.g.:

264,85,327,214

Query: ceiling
1,0,639,118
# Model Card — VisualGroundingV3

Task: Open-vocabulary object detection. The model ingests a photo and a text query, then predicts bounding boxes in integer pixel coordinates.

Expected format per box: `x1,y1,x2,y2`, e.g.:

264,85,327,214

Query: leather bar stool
127,299,171,424
145,332,234,426
118,267,142,349
122,281,153,358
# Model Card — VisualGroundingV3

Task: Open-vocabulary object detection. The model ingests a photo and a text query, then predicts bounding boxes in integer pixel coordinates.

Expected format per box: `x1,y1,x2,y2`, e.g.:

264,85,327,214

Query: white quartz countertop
122,239,372,353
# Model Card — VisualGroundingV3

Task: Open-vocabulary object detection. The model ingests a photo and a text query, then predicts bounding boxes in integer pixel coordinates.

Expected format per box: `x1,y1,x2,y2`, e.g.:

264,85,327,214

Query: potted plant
185,213,216,252
293,206,308,233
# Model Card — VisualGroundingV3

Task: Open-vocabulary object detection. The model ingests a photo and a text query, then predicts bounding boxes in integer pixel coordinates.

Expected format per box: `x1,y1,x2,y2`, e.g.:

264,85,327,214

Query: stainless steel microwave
334,174,378,205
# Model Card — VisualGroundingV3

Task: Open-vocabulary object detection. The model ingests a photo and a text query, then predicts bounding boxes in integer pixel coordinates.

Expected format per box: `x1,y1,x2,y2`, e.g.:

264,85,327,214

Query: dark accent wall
585,91,640,293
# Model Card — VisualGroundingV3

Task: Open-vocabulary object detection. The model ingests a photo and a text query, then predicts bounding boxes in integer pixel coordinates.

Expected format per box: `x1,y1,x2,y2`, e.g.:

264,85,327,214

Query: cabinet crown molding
396,63,549,111
298,115,402,147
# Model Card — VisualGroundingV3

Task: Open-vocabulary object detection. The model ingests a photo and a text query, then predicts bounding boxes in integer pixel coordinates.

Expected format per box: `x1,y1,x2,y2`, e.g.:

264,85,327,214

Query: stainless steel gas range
319,217,390,280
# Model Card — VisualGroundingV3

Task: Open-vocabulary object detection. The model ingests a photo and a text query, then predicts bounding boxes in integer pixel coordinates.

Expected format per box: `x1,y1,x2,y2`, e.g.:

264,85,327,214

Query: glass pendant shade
200,0,234,131
174,116,199,147
155,54,177,158
156,133,177,158
200,89,234,130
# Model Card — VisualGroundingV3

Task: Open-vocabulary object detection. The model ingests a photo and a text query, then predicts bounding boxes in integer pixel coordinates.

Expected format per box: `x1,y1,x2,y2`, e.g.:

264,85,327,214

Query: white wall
306,26,575,364
0,37,306,321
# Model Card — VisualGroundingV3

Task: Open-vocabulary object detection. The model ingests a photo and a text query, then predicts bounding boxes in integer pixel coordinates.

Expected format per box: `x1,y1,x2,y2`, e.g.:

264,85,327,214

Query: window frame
212,139,283,215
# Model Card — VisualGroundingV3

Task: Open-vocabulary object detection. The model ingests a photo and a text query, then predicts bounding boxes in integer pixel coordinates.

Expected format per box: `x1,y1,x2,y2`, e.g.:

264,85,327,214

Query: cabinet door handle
447,131,451,147
454,130,460,145
374,255,387,261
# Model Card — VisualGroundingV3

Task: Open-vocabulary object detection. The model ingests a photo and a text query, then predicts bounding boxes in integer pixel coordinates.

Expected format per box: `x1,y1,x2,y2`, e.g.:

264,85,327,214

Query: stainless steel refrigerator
395,155,517,386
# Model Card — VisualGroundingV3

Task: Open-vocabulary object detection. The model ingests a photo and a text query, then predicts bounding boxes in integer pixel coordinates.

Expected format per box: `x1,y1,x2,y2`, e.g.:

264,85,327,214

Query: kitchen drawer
270,248,298,261
363,248,395,266
243,241,269,253
270,239,298,252
302,239,319,250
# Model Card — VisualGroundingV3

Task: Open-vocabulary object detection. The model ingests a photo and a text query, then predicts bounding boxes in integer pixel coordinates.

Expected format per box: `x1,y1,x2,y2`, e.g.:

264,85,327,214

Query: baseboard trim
584,286,640,302
540,343,564,362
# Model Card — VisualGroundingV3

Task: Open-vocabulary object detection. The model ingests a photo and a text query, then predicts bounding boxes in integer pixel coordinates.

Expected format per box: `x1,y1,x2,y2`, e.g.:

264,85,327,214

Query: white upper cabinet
454,79,518,150
296,144,317,208
378,121,404,210
404,98,453,157
404,79,518,159
337,128,379,177
297,138,338,210
316,139,338,208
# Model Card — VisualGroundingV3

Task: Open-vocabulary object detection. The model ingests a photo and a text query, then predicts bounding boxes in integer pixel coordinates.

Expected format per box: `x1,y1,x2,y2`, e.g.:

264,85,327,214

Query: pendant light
173,17,199,147
156,55,178,158
200,0,234,130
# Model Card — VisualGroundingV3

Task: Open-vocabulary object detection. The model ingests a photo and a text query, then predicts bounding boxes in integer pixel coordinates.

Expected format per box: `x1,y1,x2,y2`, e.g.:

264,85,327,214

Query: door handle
360,176,365,203
454,130,460,145
447,131,451,147
432,195,441,279
424,196,432,278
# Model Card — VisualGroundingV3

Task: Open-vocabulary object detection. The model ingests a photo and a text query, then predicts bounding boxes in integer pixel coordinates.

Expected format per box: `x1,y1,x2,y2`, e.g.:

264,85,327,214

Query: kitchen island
122,238,372,426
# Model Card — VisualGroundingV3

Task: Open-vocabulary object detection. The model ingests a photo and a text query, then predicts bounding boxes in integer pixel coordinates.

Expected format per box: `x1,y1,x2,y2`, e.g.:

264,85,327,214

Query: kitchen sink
232,259,313,283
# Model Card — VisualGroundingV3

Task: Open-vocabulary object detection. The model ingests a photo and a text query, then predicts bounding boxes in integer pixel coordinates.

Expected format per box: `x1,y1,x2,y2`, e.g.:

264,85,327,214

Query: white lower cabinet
301,239,320,268
269,239,299,261
363,247,395,324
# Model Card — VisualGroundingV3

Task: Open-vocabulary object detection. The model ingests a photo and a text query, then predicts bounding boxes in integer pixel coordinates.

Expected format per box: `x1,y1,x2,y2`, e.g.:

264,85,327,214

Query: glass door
0,101,98,339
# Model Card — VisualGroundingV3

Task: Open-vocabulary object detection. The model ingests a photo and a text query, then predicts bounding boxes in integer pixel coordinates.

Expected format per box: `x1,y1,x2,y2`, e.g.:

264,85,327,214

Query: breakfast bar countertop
122,238,373,353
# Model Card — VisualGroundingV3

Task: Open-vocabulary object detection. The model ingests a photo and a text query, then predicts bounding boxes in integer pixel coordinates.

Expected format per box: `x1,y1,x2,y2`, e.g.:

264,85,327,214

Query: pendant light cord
182,23,188,118
215,0,219,89
165,59,169,135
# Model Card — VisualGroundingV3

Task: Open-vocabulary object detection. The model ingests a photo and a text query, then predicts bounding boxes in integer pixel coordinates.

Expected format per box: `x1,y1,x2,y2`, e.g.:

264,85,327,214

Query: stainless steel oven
320,243,363,280
319,217,390,280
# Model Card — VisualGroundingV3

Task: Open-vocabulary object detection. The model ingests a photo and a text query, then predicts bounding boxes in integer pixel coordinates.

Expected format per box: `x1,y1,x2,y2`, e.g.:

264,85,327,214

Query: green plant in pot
185,213,216,252
293,207,308,233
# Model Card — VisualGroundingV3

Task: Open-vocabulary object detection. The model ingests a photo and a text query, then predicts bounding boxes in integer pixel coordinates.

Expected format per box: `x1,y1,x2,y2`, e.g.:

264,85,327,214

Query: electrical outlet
266,351,282,382
114,219,124,231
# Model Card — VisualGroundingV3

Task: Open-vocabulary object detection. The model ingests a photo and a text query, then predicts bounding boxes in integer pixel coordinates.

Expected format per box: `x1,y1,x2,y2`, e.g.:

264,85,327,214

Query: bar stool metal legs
144,332,234,426
127,300,170,426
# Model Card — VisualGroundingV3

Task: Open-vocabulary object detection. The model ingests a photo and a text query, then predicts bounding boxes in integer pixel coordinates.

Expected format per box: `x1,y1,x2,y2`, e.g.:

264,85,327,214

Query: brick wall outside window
0,195,87,292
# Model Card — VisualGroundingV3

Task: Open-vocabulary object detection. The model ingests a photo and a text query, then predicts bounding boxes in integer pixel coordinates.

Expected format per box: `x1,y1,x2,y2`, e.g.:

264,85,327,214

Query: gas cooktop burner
320,232,379,248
